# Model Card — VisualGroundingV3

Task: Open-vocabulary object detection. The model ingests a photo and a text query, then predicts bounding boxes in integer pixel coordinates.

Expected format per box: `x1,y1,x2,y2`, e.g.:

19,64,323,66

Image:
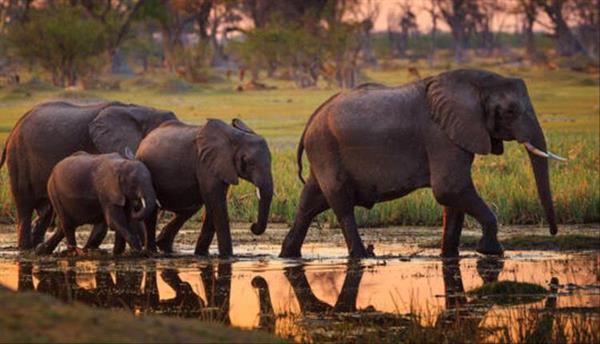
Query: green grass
468,281,548,305
0,287,284,343
420,234,600,250
0,62,598,227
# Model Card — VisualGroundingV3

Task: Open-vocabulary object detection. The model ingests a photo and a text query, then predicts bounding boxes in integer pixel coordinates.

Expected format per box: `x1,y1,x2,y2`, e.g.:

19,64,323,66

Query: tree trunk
555,19,584,56
524,24,535,56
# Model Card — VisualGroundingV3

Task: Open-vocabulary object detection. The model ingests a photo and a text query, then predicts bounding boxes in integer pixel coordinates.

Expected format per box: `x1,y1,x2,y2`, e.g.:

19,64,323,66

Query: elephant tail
296,138,306,184
0,143,6,169
297,91,342,184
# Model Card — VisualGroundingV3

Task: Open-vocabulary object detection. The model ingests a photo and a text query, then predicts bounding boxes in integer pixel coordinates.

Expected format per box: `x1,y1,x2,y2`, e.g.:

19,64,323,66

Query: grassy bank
0,287,283,343
0,62,598,227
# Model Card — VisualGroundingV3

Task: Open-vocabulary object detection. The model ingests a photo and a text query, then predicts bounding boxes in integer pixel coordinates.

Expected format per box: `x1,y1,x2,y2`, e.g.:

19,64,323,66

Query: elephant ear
89,106,143,155
196,119,239,185
96,161,125,207
232,118,256,134
426,71,491,155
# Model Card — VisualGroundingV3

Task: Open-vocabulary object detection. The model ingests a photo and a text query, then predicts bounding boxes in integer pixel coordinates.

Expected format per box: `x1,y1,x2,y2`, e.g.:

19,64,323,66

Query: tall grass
0,64,598,227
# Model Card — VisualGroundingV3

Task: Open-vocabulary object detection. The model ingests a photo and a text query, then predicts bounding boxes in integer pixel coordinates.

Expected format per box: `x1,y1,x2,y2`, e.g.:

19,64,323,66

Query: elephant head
115,157,157,222
89,103,176,155
425,69,564,235
196,119,273,235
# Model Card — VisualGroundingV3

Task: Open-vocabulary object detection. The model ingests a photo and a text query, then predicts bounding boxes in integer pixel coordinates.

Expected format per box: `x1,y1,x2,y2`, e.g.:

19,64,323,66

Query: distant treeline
0,0,597,89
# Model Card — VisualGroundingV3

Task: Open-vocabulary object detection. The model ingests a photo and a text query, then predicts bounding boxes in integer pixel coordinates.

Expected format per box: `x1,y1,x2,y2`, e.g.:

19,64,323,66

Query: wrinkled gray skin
87,118,274,257
280,69,559,259
0,101,176,250
35,152,157,255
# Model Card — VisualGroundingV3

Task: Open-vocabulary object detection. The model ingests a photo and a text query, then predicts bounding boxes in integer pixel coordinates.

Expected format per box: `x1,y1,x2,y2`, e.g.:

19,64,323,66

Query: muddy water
0,226,598,342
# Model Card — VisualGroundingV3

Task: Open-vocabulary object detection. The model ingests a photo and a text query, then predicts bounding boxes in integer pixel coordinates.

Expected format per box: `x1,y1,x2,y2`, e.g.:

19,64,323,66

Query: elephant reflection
32,260,147,309
437,258,560,341
251,261,373,334
17,260,232,324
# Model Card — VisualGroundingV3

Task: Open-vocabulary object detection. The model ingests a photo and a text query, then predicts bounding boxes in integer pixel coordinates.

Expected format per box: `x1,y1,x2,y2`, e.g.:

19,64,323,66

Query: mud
0,223,598,343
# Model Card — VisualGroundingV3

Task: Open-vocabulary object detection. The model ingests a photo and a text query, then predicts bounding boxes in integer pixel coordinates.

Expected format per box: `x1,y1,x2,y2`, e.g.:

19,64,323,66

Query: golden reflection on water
0,254,598,342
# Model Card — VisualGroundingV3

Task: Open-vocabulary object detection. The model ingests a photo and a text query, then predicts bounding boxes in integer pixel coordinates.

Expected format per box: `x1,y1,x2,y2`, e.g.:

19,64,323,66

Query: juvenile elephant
87,118,273,257
35,151,157,255
280,69,565,259
0,101,176,250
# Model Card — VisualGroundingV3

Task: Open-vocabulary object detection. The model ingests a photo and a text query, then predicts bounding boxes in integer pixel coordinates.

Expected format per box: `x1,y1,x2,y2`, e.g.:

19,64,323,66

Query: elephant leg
156,208,197,253
32,203,54,247
204,188,233,257
144,207,159,252
113,232,126,255
434,186,503,256
62,222,81,254
104,206,142,252
15,203,34,250
321,183,368,258
35,225,65,255
441,207,465,257
195,209,216,256
280,177,329,258
83,222,108,250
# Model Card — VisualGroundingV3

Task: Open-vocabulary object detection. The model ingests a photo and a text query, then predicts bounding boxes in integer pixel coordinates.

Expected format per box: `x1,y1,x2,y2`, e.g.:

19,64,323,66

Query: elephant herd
0,69,565,258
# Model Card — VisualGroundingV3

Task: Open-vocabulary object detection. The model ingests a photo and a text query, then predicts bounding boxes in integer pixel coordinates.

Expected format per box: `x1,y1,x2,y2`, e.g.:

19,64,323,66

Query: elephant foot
440,249,460,258
139,249,155,258
366,244,376,257
65,246,85,257
83,248,110,258
34,244,52,256
279,247,302,258
476,236,504,256
156,239,174,254
349,245,373,259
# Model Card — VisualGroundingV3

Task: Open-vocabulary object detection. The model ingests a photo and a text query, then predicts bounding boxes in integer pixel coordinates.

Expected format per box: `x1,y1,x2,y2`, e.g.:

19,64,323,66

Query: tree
436,0,480,63
7,6,107,86
0,0,33,35
232,0,368,88
78,0,147,68
537,0,585,57
515,0,539,56
569,0,599,59
422,0,439,66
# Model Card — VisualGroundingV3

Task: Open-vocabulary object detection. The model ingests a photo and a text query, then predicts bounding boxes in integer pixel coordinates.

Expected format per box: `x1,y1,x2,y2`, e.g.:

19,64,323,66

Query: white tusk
523,142,567,161
255,187,261,200
523,142,549,158
140,198,146,209
547,151,567,162
156,199,162,208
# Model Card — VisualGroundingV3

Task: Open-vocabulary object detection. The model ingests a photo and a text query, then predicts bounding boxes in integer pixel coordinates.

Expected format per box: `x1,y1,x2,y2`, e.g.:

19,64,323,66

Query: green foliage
469,281,547,305
6,6,107,86
229,18,323,85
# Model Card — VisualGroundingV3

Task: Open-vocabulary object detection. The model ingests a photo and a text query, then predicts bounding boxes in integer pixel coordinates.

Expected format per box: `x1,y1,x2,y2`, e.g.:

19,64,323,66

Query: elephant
86,118,274,257
0,101,176,250
280,69,565,259
35,151,157,255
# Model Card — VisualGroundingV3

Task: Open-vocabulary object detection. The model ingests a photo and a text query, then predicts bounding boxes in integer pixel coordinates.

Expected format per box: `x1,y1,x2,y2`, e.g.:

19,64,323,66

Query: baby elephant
35,151,157,255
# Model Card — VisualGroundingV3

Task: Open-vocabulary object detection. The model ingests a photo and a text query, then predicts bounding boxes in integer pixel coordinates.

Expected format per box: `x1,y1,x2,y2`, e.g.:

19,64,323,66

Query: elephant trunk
132,184,157,221
250,176,273,235
522,125,559,236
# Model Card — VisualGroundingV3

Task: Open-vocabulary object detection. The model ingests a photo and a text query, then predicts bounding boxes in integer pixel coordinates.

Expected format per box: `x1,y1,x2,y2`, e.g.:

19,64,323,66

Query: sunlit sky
368,0,553,33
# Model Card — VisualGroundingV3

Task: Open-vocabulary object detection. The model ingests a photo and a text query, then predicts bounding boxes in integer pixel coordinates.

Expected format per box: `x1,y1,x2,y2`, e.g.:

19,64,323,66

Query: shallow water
0,226,598,342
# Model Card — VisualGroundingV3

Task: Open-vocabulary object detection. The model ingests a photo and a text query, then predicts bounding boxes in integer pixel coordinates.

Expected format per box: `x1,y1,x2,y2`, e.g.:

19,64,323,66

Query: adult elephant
1,101,176,250
280,69,565,259
106,118,273,257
